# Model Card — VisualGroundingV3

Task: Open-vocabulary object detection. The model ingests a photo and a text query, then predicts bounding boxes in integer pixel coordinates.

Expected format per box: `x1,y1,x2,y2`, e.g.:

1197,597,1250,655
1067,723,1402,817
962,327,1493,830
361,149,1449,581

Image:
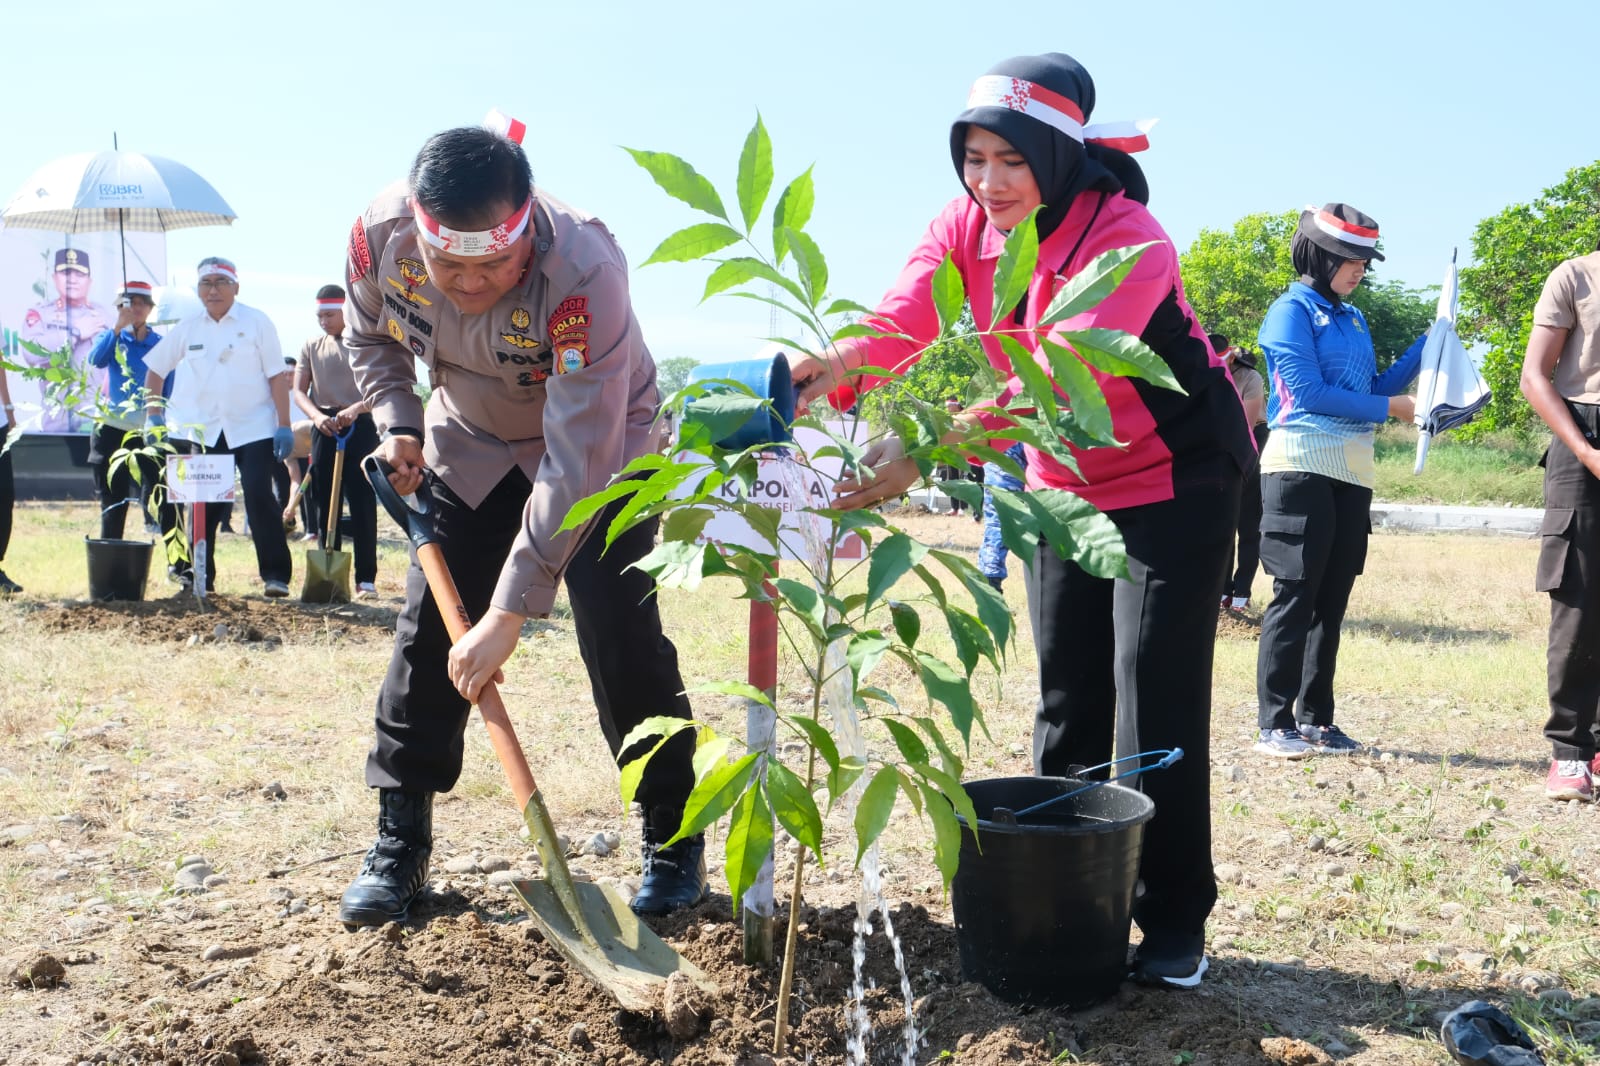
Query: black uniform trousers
1255,471,1371,731
1026,465,1239,939
309,409,379,585
0,424,13,564
365,468,696,813
170,433,293,589
87,423,175,541
1537,403,1600,760
1225,422,1270,600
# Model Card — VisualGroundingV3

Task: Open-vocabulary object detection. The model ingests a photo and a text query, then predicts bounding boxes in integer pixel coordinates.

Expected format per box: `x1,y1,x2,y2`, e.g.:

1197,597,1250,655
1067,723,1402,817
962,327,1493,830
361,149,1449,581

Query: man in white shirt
143,257,296,597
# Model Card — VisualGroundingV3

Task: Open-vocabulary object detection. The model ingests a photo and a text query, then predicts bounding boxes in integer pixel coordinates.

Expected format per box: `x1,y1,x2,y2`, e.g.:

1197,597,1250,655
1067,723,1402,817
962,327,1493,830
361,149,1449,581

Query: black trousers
1226,423,1270,599
171,433,292,588
1255,471,1371,731
309,410,379,584
1026,468,1239,938
1537,404,1600,760
87,423,174,541
366,469,696,813
0,424,13,563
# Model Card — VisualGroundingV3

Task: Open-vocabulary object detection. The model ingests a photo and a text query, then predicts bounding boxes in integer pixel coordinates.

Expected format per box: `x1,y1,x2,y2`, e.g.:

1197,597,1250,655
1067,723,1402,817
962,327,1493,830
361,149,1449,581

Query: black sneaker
0,569,21,596
1131,929,1209,989
1298,723,1362,755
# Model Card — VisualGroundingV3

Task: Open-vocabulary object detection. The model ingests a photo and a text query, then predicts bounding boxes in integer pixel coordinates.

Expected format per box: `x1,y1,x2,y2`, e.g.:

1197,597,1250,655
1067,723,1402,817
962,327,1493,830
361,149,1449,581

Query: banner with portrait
0,228,166,434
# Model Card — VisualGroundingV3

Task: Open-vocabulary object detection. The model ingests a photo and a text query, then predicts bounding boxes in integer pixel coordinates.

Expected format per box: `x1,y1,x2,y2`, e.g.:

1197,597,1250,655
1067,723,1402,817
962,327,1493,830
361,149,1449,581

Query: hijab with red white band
411,108,534,257
1291,202,1385,305
949,53,1156,239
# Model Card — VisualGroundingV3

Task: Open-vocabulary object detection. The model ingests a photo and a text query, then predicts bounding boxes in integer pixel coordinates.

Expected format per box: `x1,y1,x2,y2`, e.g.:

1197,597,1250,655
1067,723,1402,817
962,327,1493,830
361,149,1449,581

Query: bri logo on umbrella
97,183,142,197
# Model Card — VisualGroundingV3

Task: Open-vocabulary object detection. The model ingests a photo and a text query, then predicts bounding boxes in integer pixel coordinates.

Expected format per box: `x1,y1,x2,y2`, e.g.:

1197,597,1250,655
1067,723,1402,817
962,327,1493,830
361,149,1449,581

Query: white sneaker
356,582,376,597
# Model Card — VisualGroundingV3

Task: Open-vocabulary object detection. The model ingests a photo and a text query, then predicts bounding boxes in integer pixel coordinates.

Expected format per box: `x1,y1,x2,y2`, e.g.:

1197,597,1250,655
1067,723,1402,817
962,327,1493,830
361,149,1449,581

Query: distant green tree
1459,160,1600,438
1181,208,1434,374
655,356,700,396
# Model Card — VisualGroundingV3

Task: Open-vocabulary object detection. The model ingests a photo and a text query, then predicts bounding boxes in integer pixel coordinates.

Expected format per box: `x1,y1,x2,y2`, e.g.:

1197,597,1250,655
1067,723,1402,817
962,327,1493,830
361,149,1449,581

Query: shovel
301,425,353,603
362,455,715,1013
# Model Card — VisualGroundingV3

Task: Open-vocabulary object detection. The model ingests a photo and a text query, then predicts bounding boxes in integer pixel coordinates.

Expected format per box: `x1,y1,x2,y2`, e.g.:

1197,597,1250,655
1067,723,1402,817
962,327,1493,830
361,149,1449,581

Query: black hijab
949,53,1147,241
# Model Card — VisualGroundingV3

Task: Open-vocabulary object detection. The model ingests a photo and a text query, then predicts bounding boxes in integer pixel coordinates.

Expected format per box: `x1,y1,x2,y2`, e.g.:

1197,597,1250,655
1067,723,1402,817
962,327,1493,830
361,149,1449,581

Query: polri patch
348,217,372,282
555,343,589,374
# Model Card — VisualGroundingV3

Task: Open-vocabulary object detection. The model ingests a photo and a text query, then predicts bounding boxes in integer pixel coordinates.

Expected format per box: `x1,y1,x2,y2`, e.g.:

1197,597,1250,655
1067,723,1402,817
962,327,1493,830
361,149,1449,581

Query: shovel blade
302,549,352,603
511,877,716,1013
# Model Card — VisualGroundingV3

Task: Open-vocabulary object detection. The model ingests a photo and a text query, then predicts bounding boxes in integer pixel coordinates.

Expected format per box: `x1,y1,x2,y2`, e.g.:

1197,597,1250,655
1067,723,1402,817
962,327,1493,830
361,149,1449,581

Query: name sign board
165,454,237,503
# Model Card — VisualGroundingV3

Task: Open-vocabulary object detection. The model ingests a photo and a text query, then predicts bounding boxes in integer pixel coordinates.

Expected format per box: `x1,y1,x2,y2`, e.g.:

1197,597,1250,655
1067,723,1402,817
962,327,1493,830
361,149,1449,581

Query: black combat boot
338,790,433,926
628,806,709,916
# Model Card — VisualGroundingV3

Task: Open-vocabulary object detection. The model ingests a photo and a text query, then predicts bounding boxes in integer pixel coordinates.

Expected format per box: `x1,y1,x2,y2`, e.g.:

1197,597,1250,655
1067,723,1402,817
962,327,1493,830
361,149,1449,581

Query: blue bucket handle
1011,748,1184,820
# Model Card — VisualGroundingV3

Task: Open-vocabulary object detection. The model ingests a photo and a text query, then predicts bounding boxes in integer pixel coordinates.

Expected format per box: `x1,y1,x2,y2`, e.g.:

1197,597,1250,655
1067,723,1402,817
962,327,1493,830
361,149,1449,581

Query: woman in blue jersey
1252,204,1424,758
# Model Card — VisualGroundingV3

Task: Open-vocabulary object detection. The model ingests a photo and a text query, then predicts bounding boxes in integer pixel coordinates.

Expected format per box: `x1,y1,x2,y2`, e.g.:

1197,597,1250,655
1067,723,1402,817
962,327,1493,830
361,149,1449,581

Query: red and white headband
122,280,153,299
1312,208,1380,250
316,297,343,312
413,196,532,257
483,107,526,146
966,76,1156,153
197,260,237,283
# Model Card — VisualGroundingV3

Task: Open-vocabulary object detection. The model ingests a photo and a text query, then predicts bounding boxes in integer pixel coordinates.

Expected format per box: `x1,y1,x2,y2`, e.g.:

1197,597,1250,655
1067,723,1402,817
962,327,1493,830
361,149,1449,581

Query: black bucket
952,775,1155,1007
85,537,154,602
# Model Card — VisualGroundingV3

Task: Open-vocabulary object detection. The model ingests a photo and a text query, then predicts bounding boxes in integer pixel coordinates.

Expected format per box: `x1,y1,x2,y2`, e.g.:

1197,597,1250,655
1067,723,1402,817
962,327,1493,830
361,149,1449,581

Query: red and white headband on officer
198,256,239,283
1297,203,1386,262
410,109,533,257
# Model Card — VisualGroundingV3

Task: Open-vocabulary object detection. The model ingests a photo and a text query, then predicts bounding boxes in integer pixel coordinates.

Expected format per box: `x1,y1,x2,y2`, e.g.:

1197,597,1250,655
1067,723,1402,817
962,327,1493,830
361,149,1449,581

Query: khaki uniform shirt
1231,365,1266,425
298,333,363,409
20,297,114,431
1535,252,1600,404
345,181,663,618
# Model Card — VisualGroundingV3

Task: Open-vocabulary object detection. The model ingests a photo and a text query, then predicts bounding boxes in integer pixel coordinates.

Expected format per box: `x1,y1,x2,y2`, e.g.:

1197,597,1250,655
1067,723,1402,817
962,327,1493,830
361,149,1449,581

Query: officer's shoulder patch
349,218,372,283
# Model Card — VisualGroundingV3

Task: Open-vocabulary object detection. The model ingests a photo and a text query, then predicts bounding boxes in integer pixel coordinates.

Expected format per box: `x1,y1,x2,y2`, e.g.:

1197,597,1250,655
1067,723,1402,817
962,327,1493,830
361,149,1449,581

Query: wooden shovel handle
415,541,538,813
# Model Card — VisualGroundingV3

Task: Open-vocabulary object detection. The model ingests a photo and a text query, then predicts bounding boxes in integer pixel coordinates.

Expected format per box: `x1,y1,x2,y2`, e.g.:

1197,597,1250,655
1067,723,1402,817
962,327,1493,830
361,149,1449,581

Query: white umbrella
1,149,235,286
1413,250,1491,473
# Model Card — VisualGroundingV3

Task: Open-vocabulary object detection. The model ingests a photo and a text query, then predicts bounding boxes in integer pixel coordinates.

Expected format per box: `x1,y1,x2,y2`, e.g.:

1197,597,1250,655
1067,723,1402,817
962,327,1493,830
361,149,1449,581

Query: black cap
54,248,90,273
1296,203,1385,262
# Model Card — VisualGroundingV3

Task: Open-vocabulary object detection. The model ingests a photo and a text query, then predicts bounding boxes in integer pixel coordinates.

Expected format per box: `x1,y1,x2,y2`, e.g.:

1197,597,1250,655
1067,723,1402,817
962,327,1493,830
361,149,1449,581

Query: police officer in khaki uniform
337,125,703,926
19,248,114,432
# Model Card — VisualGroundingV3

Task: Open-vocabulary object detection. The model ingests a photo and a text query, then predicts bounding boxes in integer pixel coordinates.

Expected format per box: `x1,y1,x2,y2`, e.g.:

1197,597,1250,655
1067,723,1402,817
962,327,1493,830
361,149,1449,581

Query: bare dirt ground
1,507,1596,1065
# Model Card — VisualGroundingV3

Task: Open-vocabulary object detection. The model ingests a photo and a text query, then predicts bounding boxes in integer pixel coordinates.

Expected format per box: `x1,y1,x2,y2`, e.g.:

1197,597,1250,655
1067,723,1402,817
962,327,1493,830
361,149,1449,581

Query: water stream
773,454,921,1066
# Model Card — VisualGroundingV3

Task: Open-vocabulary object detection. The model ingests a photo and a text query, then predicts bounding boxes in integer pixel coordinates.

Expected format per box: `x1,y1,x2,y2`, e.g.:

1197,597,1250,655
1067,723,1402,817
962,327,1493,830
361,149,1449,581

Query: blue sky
3,0,1596,365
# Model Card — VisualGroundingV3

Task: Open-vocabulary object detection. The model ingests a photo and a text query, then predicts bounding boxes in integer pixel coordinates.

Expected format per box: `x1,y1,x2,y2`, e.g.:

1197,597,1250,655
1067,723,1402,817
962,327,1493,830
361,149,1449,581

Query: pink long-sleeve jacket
841,192,1254,512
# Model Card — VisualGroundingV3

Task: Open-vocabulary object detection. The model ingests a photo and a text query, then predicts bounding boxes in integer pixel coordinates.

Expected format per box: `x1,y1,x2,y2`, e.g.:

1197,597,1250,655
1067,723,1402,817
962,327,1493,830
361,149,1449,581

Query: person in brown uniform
1521,238,1600,802
290,284,379,593
336,125,703,925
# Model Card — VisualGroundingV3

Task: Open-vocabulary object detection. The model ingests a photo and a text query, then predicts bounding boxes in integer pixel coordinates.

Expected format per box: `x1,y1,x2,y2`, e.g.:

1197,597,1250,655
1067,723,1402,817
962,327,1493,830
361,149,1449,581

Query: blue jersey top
1257,282,1423,487
88,325,169,429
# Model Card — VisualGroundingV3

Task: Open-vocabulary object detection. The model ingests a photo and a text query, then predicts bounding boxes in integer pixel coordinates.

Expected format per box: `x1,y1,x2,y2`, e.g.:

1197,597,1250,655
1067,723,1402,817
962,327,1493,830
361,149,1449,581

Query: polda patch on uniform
348,218,372,282
547,296,589,337
556,343,589,375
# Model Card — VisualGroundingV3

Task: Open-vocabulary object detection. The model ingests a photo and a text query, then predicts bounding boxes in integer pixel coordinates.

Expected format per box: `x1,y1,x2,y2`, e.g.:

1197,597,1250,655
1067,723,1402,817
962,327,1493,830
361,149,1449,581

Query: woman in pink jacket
788,52,1254,989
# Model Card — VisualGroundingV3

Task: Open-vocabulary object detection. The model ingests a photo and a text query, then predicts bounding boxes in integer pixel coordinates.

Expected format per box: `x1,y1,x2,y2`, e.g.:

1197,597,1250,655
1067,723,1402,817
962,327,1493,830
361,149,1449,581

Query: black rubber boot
338,790,433,927
629,807,709,916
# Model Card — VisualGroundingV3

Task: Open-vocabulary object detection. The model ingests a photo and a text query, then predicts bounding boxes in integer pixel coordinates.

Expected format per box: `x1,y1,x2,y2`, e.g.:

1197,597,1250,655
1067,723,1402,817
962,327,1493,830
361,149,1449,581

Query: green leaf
827,756,867,808
685,680,775,710
771,167,815,265
691,733,733,781
931,253,966,338
765,760,823,862
1025,488,1129,579
990,206,1042,329
1038,337,1116,445
897,770,924,816
618,734,669,808
632,540,711,590
866,533,929,610
881,719,929,765
642,223,744,266
682,389,770,448
660,506,714,545
624,147,729,221
998,333,1057,421
914,716,965,776
784,714,841,775
724,785,774,914
822,297,875,317
559,480,643,533
917,780,963,893
984,485,1040,568
675,752,761,844
854,766,901,865
701,258,769,302
939,605,990,676
735,114,773,233
887,600,921,648
710,256,810,308
784,227,829,303
618,714,701,754
773,577,825,640
857,686,899,710
1037,241,1158,327
1066,327,1185,393
831,323,910,343
914,652,976,743
911,761,981,836
846,631,892,684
